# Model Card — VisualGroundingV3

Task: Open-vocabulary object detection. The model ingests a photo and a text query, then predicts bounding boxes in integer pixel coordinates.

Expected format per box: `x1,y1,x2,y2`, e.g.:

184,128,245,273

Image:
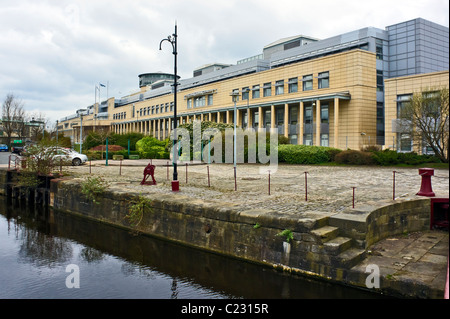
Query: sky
0,0,449,127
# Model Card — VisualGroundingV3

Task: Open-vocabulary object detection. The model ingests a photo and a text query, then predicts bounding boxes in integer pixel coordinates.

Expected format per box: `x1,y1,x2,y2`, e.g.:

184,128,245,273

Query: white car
53,148,88,166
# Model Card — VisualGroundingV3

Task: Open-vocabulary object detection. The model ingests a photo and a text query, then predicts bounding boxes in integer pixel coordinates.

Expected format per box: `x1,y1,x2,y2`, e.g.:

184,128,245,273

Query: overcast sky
1,0,449,125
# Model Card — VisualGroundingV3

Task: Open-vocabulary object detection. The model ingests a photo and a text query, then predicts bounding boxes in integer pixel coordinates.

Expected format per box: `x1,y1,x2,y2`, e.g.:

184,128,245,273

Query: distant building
59,17,449,153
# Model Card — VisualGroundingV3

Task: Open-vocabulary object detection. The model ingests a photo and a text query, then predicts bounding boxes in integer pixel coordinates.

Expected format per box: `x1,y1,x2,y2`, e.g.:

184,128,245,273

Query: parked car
11,146,24,154
26,146,88,166
53,148,88,166
0,144,8,152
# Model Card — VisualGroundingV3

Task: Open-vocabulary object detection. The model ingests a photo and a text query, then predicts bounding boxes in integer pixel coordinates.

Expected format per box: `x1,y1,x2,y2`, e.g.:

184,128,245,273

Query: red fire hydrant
416,168,435,197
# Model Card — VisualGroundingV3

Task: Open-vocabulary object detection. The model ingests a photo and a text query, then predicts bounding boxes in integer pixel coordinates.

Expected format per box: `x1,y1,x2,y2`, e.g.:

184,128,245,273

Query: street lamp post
56,120,59,146
77,109,86,154
160,22,179,192
230,91,240,169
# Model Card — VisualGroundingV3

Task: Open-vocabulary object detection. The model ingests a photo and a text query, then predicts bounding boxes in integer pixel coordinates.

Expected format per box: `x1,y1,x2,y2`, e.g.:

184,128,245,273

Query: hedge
278,145,341,164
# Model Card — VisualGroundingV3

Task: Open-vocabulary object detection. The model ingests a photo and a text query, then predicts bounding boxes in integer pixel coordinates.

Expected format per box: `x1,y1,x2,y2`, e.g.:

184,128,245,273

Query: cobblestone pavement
65,160,449,216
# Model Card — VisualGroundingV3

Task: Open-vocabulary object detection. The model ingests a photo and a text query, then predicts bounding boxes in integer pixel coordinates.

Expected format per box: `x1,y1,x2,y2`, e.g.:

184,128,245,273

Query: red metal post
207,165,210,187
304,172,308,201
352,187,356,208
234,166,237,191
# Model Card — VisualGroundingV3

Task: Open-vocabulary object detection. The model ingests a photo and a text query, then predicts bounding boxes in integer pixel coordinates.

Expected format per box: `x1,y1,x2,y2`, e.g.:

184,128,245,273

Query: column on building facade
236,109,241,128
270,104,275,129
247,108,253,130
162,119,166,139
334,98,339,148
315,100,321,146
168,118,171,137
284,103,289,138
258,107,263,129
226,111,230,124
297,102,302,145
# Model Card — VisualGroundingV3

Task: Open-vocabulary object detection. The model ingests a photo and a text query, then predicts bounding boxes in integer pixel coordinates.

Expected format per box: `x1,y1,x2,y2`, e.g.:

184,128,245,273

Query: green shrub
372,150,441,166
278,145,341,164
136,136,170,159
334,150,375,165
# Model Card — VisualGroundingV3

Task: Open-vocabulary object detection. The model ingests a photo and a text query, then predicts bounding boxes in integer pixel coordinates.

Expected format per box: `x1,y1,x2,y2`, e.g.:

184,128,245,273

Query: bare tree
2,94,25,146
399,86,449,163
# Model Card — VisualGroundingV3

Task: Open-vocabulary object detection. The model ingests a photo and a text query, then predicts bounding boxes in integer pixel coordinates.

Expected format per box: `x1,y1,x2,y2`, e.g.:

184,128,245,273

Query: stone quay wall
0,167,443,296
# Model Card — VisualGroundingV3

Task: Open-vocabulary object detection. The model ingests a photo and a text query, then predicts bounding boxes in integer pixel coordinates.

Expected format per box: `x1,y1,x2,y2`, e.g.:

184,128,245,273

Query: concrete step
310,226,339,243
323,236,354,255
335,247,367,269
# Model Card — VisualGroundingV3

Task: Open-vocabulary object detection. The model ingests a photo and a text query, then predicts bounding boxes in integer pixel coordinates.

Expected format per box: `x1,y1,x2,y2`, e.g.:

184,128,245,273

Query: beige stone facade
61,49,379,151
384,71,449,153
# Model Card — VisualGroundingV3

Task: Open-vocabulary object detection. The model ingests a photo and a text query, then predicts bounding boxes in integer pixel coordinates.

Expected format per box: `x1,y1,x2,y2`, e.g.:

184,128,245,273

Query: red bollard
304,172,308,201
416,168,435,197
352,187,356,208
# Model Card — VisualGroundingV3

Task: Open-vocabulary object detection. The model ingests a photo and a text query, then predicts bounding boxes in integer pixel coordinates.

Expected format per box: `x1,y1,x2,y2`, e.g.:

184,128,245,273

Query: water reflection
0,197,384,299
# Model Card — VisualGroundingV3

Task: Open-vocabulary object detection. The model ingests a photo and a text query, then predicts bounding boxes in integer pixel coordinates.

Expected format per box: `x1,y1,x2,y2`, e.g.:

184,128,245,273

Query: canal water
0,196,383,299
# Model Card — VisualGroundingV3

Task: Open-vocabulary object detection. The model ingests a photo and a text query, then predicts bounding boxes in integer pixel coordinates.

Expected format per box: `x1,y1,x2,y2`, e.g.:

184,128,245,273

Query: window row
234,72,330,101
187,94,214,109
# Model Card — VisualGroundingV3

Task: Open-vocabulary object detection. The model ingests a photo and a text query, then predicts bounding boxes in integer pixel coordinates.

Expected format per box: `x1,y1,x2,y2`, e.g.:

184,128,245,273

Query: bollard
416,168,435,197
234,166,237,191
167,161,169,180
207,165,210,187
304,172,308,201
268,170,271,195
393,171,396,200
119,159,122,175
186,163,188,183
352,187,356,208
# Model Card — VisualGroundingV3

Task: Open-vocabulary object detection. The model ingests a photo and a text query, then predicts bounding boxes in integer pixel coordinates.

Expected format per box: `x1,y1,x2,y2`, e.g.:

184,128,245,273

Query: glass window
321,134,329,147
207,95,213,106
318,72,329,89
321,105,329,123
288,77,298,93
376,45,383,60
242,87,249,100
194,96,206,107
396,94,412,117
252,85,260,99
263,83,271,97
302,75,313,91
399,133,412,152
377,70,384,92
275,80,284,95
187,99,192,109
304,106,313,124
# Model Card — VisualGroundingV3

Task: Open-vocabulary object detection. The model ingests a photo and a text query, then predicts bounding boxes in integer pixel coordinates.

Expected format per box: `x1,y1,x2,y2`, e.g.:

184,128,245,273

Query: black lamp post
160,22,179,191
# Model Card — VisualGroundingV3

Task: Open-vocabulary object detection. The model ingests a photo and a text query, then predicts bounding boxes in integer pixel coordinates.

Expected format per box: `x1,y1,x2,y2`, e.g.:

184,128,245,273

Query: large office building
59,18,449,152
